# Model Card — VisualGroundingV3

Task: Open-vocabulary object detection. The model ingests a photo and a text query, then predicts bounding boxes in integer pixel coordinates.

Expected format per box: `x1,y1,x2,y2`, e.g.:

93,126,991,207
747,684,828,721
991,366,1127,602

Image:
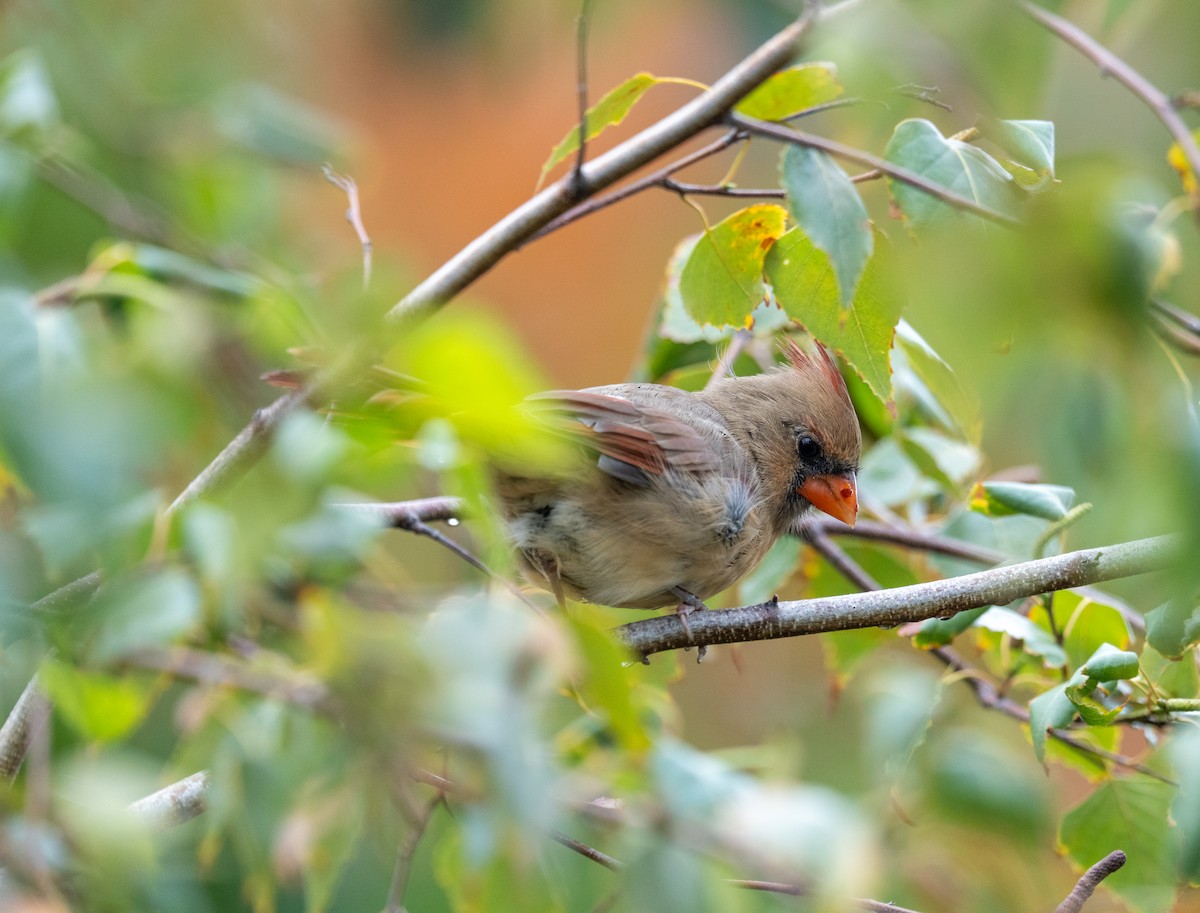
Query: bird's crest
782,337,850,400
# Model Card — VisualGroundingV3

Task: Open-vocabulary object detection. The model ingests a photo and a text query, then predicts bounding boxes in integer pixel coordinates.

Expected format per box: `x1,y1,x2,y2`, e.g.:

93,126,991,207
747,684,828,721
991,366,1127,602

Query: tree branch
385,2,822,325
1018,2,1200,205
128,770,210,829
1055,850,1127,913
0,676,49,781
727,113,1019,224
617,535,1176,659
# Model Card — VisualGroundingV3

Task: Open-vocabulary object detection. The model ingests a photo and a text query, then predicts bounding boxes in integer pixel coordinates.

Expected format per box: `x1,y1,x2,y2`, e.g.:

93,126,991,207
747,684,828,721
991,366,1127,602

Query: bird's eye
797,435,822,461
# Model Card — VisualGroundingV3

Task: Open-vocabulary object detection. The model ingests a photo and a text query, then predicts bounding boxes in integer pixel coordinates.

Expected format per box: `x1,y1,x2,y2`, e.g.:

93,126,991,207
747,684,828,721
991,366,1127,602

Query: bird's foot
670,587,709,662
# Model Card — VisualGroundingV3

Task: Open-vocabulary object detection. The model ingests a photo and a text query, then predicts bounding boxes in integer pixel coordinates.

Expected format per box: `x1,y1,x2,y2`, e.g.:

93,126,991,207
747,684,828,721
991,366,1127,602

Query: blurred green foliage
2,1,1200,913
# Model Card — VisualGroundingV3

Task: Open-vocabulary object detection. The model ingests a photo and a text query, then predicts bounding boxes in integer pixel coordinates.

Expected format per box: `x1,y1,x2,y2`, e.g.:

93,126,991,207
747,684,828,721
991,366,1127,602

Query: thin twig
932,647,1174,784
322,164,374,290
569,0,593,199
120,646,336,713
808,533,882,591
1019,2,1200,207
384,792,444,913
551,830,620,870
1055,850,1127,913
339,498,466,527
727,113,1019,225
618,535,1176,658
803,517,1005,564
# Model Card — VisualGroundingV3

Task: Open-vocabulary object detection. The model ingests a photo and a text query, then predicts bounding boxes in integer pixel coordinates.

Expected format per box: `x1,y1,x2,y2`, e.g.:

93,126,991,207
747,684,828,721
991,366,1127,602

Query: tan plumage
494,341,862,611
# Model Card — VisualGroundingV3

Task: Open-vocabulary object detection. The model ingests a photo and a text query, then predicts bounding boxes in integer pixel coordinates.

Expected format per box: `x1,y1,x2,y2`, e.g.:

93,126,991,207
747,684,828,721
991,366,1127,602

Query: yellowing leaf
679,204,787,328
734,62,842,121
40,661,156,742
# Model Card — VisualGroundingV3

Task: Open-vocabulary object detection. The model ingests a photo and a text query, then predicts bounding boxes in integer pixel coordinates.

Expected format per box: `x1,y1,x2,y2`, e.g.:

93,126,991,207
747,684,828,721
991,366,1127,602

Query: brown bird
494,339,861,632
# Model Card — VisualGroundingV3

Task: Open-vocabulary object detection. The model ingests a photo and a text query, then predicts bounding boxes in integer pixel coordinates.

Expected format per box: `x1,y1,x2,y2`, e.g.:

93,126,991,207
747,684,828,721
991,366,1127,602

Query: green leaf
894,320,982,444
214,83,341,165
1040,591,1133,671
990,118,1055,181
780,145,872,307
85,569,203,664
1138,643,1200,699
679,204,787,328
1059,778,1178,913
764,229,901,405
0,289,39,420
539,72,660,184
1064,680,1121,725
566,612,651,755
974,607,1067,666
1028,680,1078,765
1172,727,1200,883
39,660,156,742
0,49,59,140
972,481,1075,521
735,62,842,121
884,118,1022,228
737,536,801,605
1080,648,1139,682
1146,599,1200,659
910,606,988,647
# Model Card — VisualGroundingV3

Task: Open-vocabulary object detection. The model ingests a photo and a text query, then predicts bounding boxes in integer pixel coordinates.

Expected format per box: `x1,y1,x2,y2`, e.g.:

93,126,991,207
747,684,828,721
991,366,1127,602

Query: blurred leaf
734,62,842,120
1059,778,1178,913
972,481,1075,521
566,612,651,755
389,309,569,472
679,204,786,328
780,145,872,308
540,72,661,184
0,49,59,140
884,119,1021,229
929,731,1050,838
989,119,1055,182
40,660,155,742
214,83,341,165
863,664,939,782
1138,643,1199,699
1172,727,1200,883
0,288,39,419
894,320,982,443
898,426,980,491
623,839,709,913
975,607,1066,667
653,737,749,827
84,568,202,664
764,229,900,405
89,241,259,298
737,536,800,605
1146,598,1200,659
271,410,353,482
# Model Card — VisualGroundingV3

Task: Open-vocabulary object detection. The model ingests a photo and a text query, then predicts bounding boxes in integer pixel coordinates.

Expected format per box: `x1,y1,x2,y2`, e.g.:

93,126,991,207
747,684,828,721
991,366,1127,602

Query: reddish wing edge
527,390,718,476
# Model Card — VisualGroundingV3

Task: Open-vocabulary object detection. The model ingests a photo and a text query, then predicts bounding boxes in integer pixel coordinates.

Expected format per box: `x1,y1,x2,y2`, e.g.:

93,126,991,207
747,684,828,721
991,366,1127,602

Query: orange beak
798,472,858,527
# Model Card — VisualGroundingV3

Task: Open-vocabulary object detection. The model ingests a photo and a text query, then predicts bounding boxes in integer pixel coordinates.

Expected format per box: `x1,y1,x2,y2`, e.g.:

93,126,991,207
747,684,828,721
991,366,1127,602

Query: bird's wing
526,389,721,482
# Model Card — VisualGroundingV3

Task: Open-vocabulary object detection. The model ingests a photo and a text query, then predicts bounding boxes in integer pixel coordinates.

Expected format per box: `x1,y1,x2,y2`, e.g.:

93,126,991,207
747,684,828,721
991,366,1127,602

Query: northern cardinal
495,339,860,637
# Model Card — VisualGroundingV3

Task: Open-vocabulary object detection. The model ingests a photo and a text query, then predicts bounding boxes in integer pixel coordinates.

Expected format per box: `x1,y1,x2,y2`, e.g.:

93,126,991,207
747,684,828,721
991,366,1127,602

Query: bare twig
808,532,882,591
339,497,466,527
129,770,210,829
803,517,1005,564
1019,2,1200,206
386,2,823,325
617,535,1176,658
727,114,1019,224
551,830,621,871
569,0,593,198
120,646,336,713
1055,850,1127,913
323,164,374,289
384,792,444,913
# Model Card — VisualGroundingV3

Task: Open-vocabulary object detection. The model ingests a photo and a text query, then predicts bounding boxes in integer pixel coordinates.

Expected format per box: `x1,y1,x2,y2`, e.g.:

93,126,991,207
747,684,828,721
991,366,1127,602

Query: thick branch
1019,2,1200,200
617,535,1175,658
385,3,821,324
